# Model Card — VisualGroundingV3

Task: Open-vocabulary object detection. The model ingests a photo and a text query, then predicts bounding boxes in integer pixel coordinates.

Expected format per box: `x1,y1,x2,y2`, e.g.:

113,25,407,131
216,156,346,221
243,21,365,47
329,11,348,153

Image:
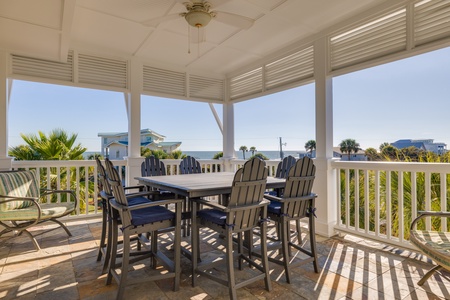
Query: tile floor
1,218,449,300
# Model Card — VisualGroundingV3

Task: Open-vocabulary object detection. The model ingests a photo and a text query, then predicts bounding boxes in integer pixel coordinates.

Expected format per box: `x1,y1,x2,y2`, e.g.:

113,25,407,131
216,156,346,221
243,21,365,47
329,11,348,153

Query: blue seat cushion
197,209,226,226
264,190,278,196
268,200,282,215
131,205,175,226
128,196,150,206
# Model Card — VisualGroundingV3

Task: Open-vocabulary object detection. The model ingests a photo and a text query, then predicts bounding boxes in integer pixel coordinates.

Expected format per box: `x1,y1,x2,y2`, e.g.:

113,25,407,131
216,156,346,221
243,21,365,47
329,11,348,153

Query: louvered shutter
330,9,407,70
78,54,128,89
265,46,314,90
11,52,73,82
189,75,224,101
414,0,450,46
229,67,263,100
143,66,186,97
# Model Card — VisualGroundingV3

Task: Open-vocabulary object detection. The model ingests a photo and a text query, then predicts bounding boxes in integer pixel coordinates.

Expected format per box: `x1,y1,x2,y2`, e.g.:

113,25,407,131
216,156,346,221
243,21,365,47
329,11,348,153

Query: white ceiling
0,0,389,77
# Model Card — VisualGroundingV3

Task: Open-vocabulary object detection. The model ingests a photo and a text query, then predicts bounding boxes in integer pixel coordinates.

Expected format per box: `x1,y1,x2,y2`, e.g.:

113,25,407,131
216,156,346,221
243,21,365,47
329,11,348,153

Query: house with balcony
1,0,450,299
391,139,447,155
98,128,181,159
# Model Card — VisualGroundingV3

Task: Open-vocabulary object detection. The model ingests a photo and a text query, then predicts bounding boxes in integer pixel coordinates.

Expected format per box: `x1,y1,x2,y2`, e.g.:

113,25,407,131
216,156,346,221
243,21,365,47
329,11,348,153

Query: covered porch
1,0,450,298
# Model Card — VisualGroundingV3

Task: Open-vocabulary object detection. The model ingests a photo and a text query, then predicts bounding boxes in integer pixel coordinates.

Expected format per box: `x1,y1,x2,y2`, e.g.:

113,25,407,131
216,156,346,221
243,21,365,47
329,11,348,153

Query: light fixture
185,10,212,28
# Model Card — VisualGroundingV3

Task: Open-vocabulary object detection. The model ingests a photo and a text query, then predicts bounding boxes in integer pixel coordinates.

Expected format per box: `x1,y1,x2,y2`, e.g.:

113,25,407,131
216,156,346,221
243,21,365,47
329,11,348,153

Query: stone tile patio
1,218,449,300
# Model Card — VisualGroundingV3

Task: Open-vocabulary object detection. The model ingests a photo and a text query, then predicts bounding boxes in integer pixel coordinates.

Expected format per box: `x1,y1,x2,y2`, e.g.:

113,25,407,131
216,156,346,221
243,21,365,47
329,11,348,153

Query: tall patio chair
271,155,303,243
104,158,182,299
263,156,319,283
179,155,202,174
191,158,272,300
95,158,152,273
0,170,77,250
141,155,175,200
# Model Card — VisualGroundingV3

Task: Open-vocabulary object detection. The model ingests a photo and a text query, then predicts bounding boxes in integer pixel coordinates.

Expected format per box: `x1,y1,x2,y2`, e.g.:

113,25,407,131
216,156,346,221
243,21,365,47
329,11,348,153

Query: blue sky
8,46,450,152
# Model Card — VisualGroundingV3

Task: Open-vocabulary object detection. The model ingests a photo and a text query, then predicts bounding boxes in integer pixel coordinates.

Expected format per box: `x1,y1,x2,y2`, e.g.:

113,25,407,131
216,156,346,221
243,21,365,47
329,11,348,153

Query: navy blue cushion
264,190,278,196
131,205,175,226
268,200,282,215
128,196,151,205
197,209,226,226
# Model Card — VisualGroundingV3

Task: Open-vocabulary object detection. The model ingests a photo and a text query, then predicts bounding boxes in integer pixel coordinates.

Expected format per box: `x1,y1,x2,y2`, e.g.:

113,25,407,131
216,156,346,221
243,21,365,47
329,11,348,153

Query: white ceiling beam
59,0,76,62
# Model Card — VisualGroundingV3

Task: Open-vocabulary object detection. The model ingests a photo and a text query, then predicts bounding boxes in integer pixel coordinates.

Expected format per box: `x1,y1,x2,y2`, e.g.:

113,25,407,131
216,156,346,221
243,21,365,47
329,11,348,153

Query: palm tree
379,142,390,152
168,150,186,159
364,147,379,161
339,139,360,161
249,146,257,156
213,152,223,159
11,128,86,160
87,153,103,160
239,145,248,159
8,129,90,211
304,140,316,157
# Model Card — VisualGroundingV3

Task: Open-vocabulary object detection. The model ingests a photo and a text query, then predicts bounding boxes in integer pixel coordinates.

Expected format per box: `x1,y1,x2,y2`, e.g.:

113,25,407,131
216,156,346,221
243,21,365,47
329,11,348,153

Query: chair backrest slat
141,156,166,176
104,159,128,206
229,158,268,206
96,157,112,195
180,156,202,174
275,155,296,179
282,157,316,218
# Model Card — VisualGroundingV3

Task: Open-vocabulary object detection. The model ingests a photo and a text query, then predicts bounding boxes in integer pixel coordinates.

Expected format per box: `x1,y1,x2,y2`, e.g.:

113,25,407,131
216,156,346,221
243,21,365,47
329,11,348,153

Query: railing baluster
337,167,341,226
398,171,404,243
345,169,350,229
76,167,80,216
386,170,391,239
355,169,359,231
440,172,447,231
364,169,369,234
425,172,431,230
375,170,380,237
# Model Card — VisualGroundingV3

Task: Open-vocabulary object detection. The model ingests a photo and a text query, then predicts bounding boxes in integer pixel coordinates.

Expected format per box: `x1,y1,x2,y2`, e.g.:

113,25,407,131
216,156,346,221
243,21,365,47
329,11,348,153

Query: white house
98,129,181,159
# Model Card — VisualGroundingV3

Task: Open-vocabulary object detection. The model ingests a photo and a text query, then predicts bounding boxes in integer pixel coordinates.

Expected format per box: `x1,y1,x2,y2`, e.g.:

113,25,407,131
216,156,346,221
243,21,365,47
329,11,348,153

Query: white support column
314,37,337,237
0,51,13,170
124,58,143,185
222,102,235,171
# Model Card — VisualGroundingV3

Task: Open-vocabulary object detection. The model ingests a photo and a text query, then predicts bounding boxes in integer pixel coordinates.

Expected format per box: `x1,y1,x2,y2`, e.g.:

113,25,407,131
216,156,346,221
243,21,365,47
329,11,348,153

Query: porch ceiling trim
5,0,450,104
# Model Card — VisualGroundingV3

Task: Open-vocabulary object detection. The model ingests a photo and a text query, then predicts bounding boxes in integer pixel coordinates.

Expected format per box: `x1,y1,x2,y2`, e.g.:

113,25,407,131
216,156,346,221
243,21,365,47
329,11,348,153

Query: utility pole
279,137,286,159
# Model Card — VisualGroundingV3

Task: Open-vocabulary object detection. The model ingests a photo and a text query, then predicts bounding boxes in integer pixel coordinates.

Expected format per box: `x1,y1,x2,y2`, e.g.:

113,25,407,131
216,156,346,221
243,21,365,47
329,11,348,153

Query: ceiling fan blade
142,13,181,27
214,11,254,29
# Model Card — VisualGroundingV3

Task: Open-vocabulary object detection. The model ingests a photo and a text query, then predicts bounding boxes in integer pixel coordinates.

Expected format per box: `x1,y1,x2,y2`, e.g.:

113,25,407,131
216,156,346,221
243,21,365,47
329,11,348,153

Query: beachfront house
98,128,181,159
391,139,447,155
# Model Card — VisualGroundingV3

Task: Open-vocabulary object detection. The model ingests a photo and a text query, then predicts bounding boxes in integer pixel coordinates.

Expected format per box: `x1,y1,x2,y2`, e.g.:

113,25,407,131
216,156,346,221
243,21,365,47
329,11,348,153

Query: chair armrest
194,198,270,213
40,189,78,210
410,211,450,230
268,193,317,204
192,197,227,210
109,198,182,212
123,185,145,192
125,191,159,199
263,194,281,202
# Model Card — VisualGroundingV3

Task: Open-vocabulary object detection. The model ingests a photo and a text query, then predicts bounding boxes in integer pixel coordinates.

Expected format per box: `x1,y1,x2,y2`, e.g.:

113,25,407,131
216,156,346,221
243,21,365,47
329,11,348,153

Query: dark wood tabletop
135,172,285,198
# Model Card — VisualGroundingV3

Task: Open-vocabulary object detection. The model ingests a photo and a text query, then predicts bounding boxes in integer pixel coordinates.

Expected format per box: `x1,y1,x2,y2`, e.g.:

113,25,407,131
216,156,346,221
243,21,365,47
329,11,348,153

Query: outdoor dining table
135,171,286,200
135,172,286,239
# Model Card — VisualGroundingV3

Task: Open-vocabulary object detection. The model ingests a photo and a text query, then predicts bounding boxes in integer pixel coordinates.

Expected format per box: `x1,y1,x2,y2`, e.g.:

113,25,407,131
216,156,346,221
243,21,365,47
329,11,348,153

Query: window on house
116,150,120,159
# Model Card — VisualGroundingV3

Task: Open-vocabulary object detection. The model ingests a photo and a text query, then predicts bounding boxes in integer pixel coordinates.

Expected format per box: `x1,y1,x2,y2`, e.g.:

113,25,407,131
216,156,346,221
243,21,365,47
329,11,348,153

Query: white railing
331,160,450,249
10,158,282,218
163,159,223,174
230,159,280,176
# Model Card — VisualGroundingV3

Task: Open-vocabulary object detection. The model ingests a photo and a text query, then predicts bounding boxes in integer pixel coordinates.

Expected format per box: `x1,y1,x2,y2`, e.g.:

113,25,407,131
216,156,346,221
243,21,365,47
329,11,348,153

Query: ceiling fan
142,0,255,30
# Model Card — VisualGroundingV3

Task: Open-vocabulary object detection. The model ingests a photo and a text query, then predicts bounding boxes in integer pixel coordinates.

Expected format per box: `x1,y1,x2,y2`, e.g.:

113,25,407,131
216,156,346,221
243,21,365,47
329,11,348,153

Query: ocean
84,150,303,160
184,150,302,160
